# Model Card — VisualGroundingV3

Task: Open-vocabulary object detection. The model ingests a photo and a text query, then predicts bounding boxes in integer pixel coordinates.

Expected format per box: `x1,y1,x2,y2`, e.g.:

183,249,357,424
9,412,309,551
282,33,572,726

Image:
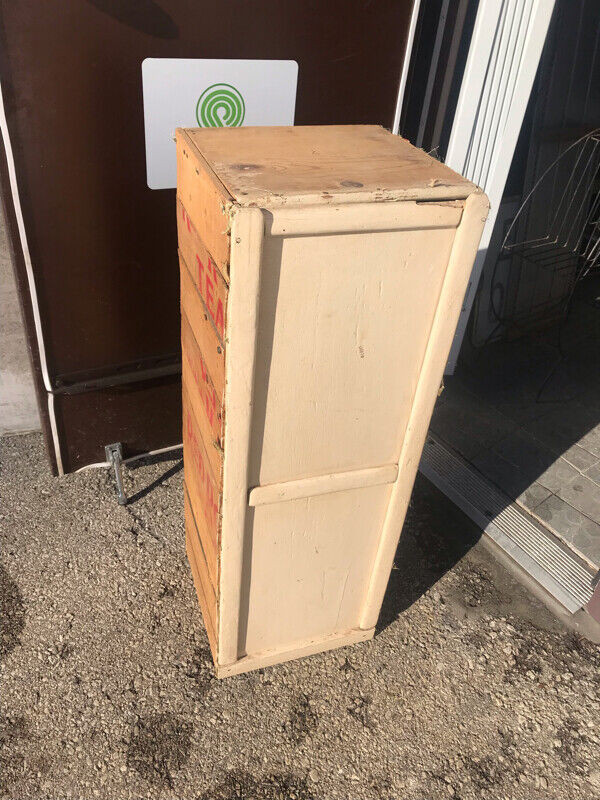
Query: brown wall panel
0,0,414,472
53,375,182,473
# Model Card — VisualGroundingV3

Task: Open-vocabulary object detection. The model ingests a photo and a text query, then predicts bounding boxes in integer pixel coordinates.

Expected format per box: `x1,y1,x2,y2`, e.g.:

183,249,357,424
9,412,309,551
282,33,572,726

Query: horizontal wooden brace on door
248,463,398,507
266,201,463,237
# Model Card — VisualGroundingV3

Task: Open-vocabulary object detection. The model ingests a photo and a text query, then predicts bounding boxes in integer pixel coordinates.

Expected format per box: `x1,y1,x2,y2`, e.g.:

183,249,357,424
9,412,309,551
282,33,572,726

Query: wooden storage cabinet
176,125,488,677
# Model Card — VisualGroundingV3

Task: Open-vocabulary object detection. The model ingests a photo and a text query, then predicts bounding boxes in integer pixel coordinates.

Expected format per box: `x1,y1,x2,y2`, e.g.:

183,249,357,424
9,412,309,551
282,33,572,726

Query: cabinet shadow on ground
377,473,482,634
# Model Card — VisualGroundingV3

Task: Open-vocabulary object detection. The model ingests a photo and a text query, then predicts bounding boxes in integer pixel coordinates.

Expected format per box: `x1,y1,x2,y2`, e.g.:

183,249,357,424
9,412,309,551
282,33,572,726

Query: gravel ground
1,432,599,800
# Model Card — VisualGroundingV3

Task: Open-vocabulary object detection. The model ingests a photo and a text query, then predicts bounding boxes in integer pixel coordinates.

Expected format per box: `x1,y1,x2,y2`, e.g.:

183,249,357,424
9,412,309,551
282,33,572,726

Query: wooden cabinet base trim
216,626,375,678
248,463,398,506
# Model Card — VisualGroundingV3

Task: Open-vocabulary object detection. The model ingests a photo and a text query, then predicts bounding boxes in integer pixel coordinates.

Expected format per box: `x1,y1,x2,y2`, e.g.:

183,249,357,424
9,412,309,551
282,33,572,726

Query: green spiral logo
196,83,245,128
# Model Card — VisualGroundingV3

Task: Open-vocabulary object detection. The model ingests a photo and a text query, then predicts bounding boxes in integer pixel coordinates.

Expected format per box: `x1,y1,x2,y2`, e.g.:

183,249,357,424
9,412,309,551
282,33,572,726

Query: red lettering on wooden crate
184,408,220,530
184,346,218,430
181,203,192,232
178,199,227,342
195,254,225,339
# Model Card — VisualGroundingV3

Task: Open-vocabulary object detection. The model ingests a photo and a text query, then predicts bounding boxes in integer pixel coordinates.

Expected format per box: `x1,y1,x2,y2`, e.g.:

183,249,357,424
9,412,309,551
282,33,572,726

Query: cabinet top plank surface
177,125,477,208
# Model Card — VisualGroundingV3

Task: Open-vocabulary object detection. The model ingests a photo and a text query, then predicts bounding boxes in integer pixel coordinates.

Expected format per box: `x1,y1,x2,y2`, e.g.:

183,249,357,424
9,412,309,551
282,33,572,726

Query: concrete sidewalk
1,433,599,800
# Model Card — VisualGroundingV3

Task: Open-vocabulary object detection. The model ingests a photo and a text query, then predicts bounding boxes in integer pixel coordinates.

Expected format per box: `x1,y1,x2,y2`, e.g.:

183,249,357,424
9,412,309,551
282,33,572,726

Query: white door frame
392,0,423,134
0,81,64,473
444,0,556,373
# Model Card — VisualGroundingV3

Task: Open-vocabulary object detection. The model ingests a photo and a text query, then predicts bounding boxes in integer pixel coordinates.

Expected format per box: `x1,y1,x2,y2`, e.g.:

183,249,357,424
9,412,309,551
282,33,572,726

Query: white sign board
142,58,298,190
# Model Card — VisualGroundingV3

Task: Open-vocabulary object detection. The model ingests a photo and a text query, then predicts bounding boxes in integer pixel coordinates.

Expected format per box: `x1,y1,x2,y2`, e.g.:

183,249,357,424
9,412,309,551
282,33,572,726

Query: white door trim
444,0,557,373
0,80,64,473
392,0,423,134
415,0,450,147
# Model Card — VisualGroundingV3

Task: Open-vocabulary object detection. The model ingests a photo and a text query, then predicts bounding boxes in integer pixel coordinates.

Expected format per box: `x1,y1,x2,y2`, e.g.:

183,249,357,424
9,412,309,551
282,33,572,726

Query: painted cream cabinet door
176,125,488,676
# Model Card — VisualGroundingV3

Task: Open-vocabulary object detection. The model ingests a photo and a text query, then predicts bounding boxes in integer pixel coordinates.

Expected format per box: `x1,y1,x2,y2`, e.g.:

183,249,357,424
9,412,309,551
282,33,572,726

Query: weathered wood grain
182,383,221,563
176,129,232,277
182,310,224,464
185,484,218,659
177,198,228,341
180,253,225,398
181,125,476,207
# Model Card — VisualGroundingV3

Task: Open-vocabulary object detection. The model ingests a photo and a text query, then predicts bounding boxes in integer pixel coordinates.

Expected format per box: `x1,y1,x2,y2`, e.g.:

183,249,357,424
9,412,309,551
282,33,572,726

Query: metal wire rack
484,129,600,335
502,128,600,279
474,129,600,402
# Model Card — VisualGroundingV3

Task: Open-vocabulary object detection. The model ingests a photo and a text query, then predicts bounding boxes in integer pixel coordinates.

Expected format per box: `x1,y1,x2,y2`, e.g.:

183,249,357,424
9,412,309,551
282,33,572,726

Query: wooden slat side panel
182,365,223,490
180,254,225,397
185,523,218,661
185,481,219,595
181,311,224,449
176,129,233,277
177,198,229,342
183,384,221,557
184,479,218,592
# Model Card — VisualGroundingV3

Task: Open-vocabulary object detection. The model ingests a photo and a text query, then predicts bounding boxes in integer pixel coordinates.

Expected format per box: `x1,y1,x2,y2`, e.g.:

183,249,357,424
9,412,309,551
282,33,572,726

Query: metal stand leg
105,442,127,505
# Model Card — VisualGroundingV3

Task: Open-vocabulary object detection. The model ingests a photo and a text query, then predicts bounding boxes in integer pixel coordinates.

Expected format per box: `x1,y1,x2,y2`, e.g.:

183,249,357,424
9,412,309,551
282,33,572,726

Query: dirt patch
198,770,315,800
347,694,375,730
554,716,593,776
0,716,29,795
126,712,193,789
465,755,505,790
0,564,25,661
183,646,215,695
462,630,486,650
503,618,600,685
504,636,544,681
285,694,318,744
445,561,508,619
554,630,600,680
